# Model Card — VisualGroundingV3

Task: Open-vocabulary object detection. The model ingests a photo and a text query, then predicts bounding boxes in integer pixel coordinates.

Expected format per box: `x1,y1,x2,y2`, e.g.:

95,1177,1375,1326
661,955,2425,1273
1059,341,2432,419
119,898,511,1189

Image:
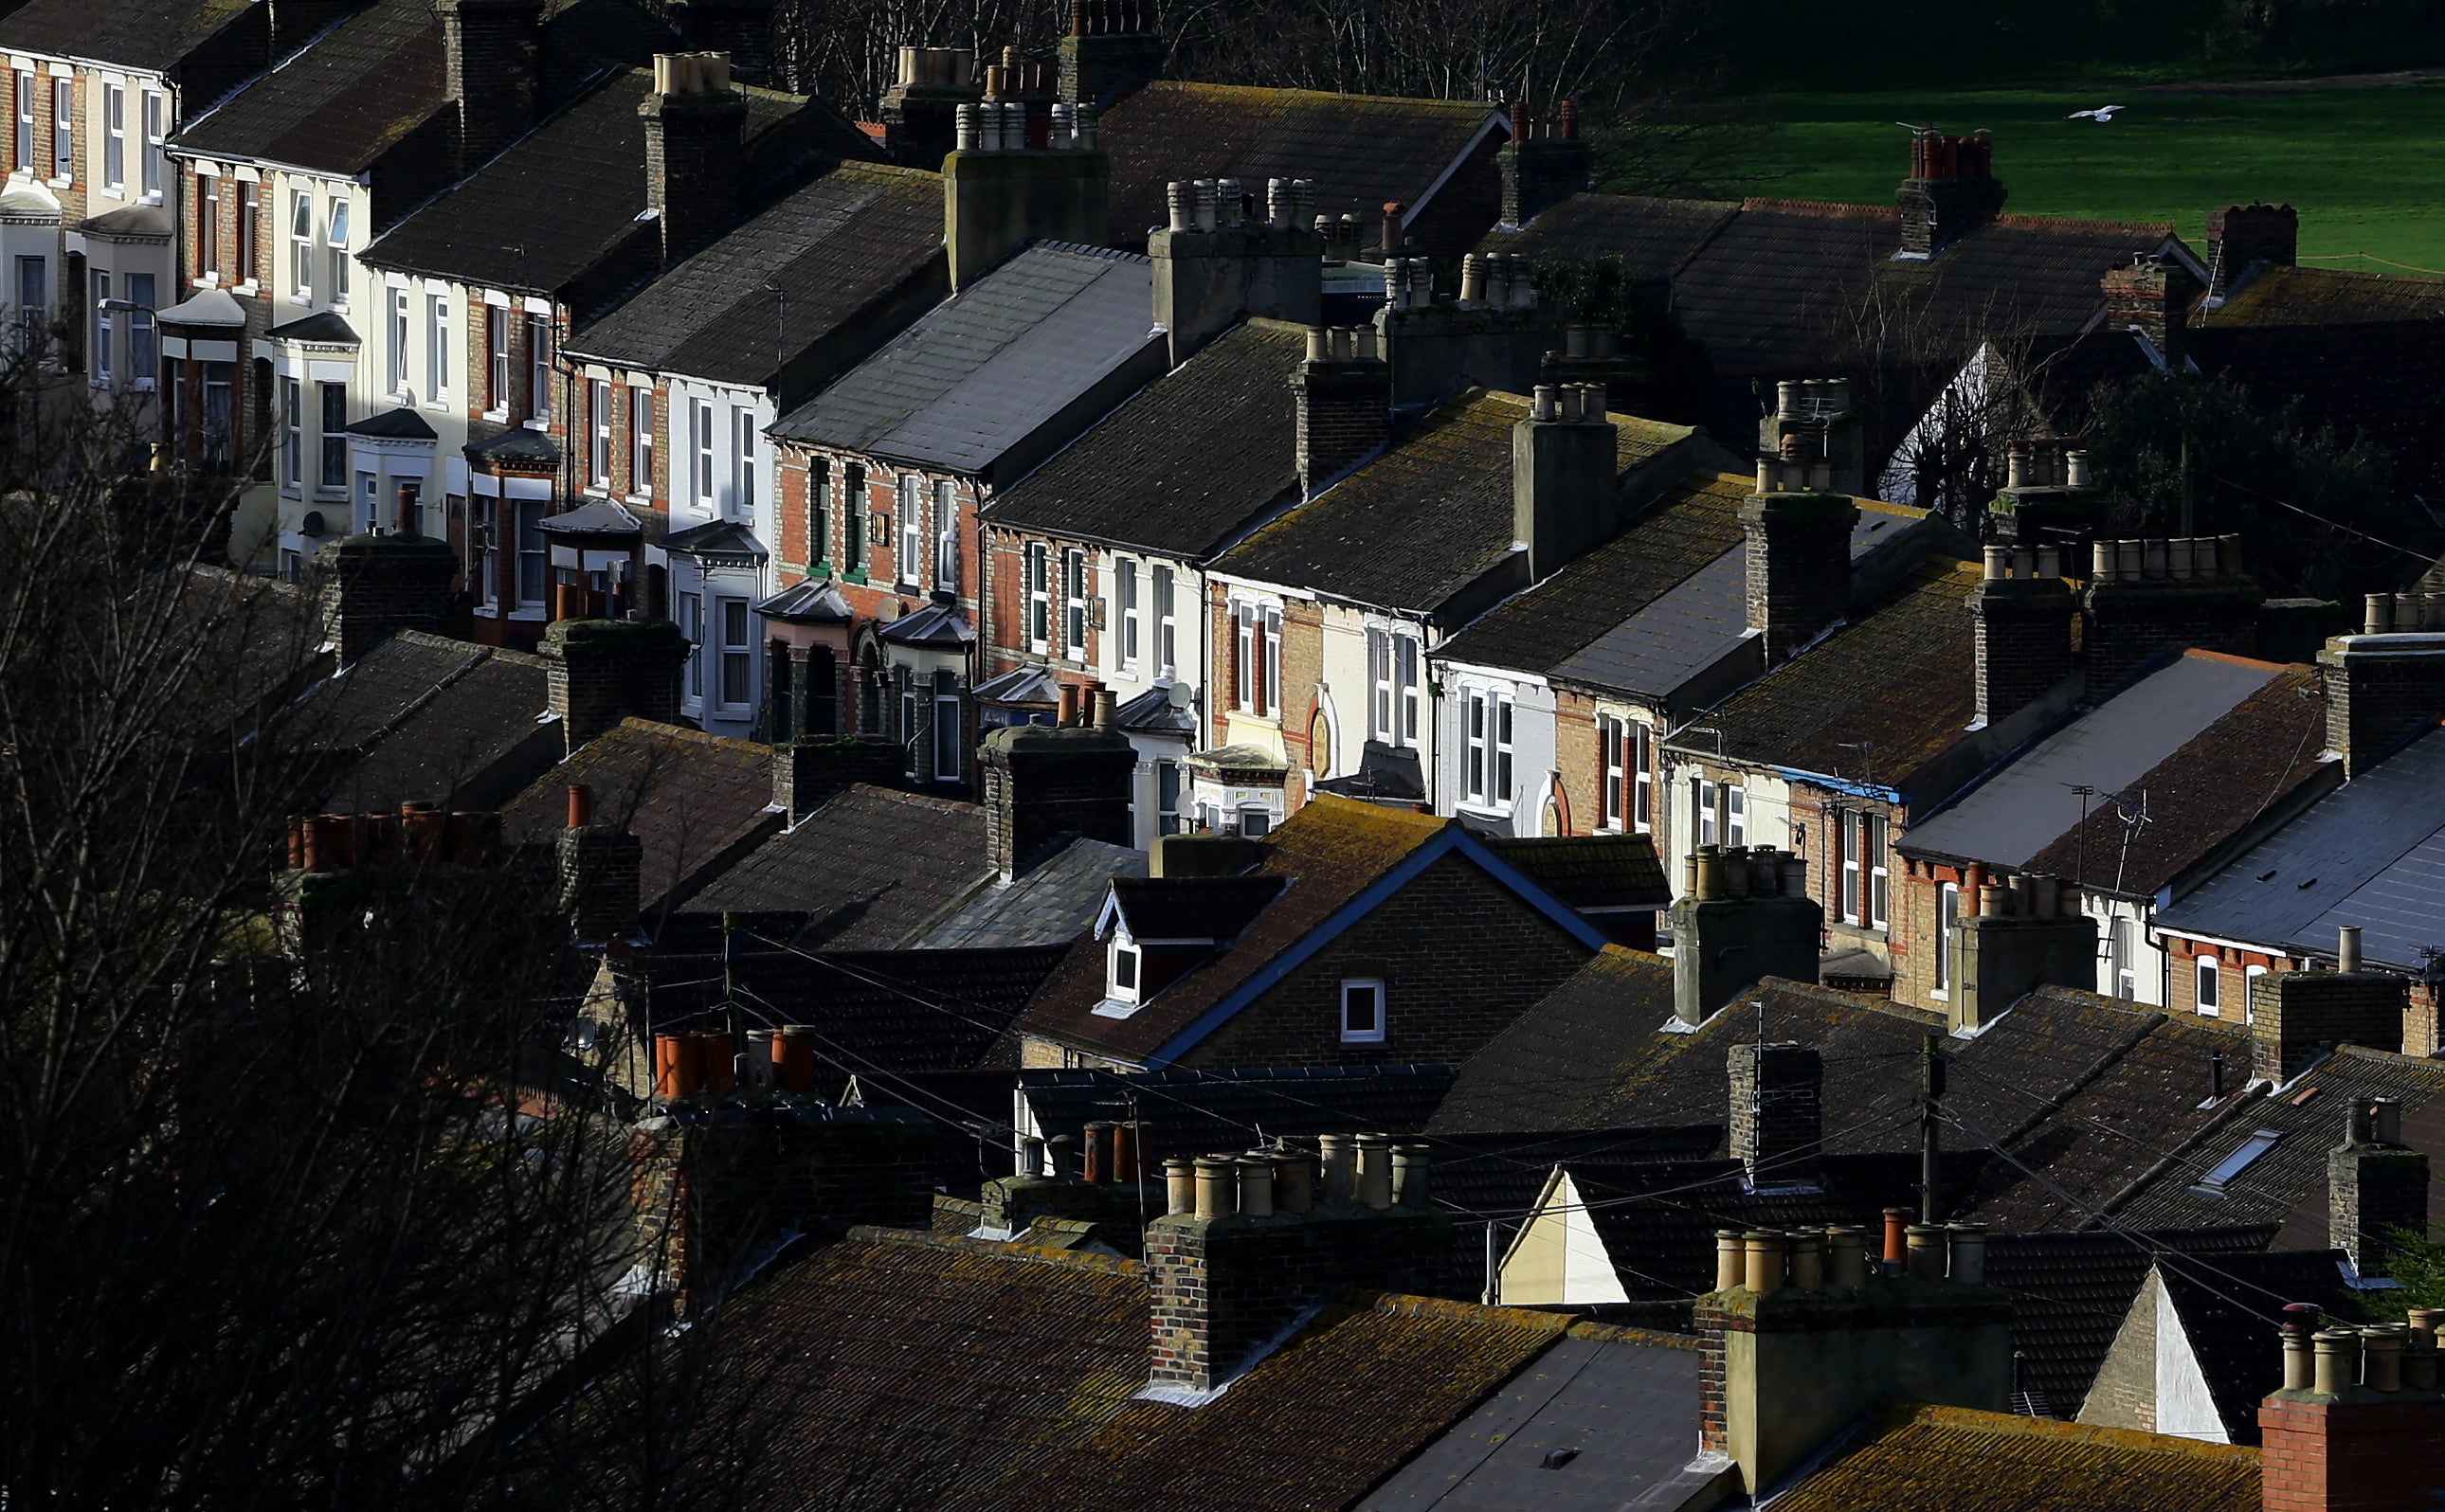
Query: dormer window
1109,937,1141,1004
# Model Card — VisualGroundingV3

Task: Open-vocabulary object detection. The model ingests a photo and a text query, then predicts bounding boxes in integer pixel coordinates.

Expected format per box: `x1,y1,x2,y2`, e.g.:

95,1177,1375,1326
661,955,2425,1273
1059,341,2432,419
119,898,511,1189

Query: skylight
2189,1128,2283,1197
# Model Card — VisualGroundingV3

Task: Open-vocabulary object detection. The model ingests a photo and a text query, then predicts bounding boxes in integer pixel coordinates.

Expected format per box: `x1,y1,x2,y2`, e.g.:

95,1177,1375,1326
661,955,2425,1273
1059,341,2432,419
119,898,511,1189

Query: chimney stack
1292,325,1389,498
1497,99,1592,227
1756,377,1865,498
1669,845,1822,1027
544,616,690,755
1381,250,1546,405
1146,1136,1447,1394
2206,203,2297,305
2101,253,2203,361
643,52,749,267
1513,383,1621,582
1897,128,2005,257
2250,932,2410,1084
1695,1220,2010,1497
771,735,904,821
314,531,456,664
1945,871,2096,1032
2080,534,2263,692
1741,478,1857,664
2330,1095,2429,1281
1060,0,1163,111
943,84,1109,291
1968,546,2076,727
2258,1317,2445,1512
979,723,1135,880
1150,175,1321,367
879,45,983,170
679,0,777,85
556,783,642,945
2320,598,2445,776
441,0,544,177
1730,1042,1823,1190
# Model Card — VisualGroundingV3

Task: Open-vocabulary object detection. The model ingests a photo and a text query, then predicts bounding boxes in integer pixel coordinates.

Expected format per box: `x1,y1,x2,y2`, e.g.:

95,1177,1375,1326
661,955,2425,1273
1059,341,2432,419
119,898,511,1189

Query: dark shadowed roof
566,160,942,387
498,717,776,912
284,628,485,754
0,0,253,75
174,0,449,174
361,70,828,292
2153,1249,2368,1443
1020,1064,1456,1159
1106,873,1285,941
1482,191,1738,275
634,944,1068,1071
1215,389,1695,614
161,565,323,734
985,318,1304,555
2156,724,2445,970
1693,555,1982,797
289,632,557,811
1984,1228,2278,1422
1769,1403,2260,1512
1902,653,2303,875
1485,833,1667,910
770,243,1156,474
1098,81,1497,248
2209,263,2445,326
679,784,989,949
918,837,1147,948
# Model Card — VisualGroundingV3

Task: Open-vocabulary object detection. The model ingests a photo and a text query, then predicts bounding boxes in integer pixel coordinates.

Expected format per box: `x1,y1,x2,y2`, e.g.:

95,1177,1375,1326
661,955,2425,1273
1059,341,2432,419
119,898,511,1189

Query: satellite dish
1167,680,1192,710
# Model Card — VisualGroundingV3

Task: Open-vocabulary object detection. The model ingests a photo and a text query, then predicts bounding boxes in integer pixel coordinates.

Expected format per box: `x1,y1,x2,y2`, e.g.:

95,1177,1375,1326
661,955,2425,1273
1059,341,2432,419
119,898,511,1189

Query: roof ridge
1739,197,1896,220
842,1222,1145,1275
1142,80,1493,117
1339,1287,1574,1336
1991,212,2174,238
608,716,770,753
1893,1402,2262,1461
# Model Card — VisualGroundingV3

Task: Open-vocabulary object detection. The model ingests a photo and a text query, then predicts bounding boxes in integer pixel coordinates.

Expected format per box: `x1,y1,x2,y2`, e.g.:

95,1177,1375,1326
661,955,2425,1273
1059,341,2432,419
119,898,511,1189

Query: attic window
2188,1128,2283,1197
1108,939,1140,1005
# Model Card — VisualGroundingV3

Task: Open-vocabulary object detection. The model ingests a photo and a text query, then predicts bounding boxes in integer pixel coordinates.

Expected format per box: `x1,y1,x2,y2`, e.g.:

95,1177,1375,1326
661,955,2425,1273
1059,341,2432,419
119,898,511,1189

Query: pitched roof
2156,723,2445,969
1019,1064,1457,1160
1983,1228,2278,1421
983,317,1304,556
2150,1249,2369,1442
1693,555,1983,798
1097,81,1496,249
1483,833,1667,910
770,242,1158,475
565,159,942,388
1106,873,1286,940
498,717,776,913
527,1228,1576,1512
171,0,444,174
2105,1044,2445,1238
0,0,253,75
630,944,1068,1072
360,70,824,293
1214,389,1696,614
283,627,487,754
284,631,557,811
679,784,990,949
1769,1403,2259,1512
1480,191,1738,275
917,837,1147,948
1902,653,2309,880
2207,263,2445,327
158,565,322,735
1019,797,1461,1061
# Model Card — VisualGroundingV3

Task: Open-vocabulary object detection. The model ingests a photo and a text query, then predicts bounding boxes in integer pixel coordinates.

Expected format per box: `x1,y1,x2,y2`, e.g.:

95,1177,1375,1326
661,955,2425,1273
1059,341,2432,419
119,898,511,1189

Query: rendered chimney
1292,325,1389,499
1730,1042,1823,1189
2250,940,2409,1083
2330,1096,2430,1280
1497,99,1592,227
314,531,456,664
943,88,1110,290
441,0,544,176
1968,546,2076,726
1059,0,1163,110
1896,128,2005,257
1947,872,2096,1033
2101,253,2202,362
2319,601,2445,776
1670,845,1822,1026
2080,534,2263,692
978,723,1135,880
643,53,749,268
772,736,903,820
1150,175,1321,365
544,617,689,755
1513,383,1621,581
2206,203,2297,304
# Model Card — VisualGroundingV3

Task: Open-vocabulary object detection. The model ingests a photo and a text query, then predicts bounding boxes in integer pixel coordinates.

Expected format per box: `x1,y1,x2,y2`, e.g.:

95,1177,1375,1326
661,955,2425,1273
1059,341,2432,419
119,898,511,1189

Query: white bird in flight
2068,104,2126,121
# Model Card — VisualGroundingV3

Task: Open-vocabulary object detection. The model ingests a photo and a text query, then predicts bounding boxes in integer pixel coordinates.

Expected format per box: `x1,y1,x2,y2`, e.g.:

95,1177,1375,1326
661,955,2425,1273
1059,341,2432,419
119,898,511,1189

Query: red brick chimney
1897,128,2006,256
1499,99,1592,227
2101,253,2203,362
543,616,689,755
2259,1317,2445,1512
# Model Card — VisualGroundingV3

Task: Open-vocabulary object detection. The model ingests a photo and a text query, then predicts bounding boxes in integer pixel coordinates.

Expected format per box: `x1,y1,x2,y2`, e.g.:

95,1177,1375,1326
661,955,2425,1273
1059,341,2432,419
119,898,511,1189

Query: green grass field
1726,79,2445,274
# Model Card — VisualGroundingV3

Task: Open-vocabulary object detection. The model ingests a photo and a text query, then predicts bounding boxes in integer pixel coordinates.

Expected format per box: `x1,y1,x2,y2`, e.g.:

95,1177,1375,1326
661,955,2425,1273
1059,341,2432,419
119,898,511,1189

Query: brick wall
2252,968,2408,1082
1730,1042,1822,1180
2079,1269,2159,1431
1741,494,1856,662
2329,1137,2429,1278
1181,851,1592,1068
1969,576,2075,725
545,617,687,751
1280,598,1326,778
2081,579,2259,692
2321,639,2445,777
980,725,1135,876
1293,355,1388,495
2260,1395,2445,1512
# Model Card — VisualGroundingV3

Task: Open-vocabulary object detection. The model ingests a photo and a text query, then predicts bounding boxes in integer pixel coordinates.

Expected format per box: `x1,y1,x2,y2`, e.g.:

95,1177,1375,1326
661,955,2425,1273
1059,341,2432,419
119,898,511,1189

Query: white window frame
932,669,961,781
1368,628,1393,742
1117,556,1140,667
1601,715,1626,830
318,382,347,491
140,90,163,200
2108,917,2139,999
1154,564,1176,674
425,291,447,403
735,406,758,514
516,497,545,607
1632,722,1653,832
1933,881,1960,998
2196,954,2220,1015
1397,635,1420,745
933,478,957,589
126,271,154,387
1694,777,1720,848
50,75,70,183
896,474,923,585
1727,784,1748,848
1108,937,1142,1004
1340,978,1386,1044
280,374,302,489
715,596,751,710
1063,549,1089,659
327,199,350,307
90,268,110,386
525,312,551,425
102,82,123,192
1263,605,1281,717
387,286,409,396
485,304,509,414
289,189,313,299
679,591,703,700
2244,963,2267,1025
13,72,31,173
1463,687,1512,808
588,379,612,488
692,398,715,507
1233,601,1257,711
1026,542,1050,651
630,385,653,497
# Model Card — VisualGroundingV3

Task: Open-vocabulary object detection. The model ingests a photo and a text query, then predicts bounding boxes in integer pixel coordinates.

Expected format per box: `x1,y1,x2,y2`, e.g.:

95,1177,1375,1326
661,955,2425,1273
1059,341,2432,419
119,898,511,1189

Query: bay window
1463,688,1512,807
1837,809,1888,927
319,383,346,489
717,598,751,708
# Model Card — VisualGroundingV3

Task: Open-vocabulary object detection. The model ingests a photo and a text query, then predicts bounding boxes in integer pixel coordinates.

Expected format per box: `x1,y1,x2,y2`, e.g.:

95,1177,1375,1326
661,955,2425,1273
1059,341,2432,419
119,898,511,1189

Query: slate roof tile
1484,833,1667,910
679,783,989,948
498,717,776,912
566,159,943,388
918,838,1148,948
284,627,485,753
983,318,1304,556
300,635,557,811
1770,1403,2259,1512
1098,81,1496,249
0,0,254,76
1214,388,1693,613
172,0,444,175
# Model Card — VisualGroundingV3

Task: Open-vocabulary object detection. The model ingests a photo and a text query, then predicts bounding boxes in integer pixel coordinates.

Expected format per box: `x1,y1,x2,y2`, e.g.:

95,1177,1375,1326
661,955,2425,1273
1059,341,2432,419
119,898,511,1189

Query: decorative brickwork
2251,968,2408,1083
1740,492,1856,663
